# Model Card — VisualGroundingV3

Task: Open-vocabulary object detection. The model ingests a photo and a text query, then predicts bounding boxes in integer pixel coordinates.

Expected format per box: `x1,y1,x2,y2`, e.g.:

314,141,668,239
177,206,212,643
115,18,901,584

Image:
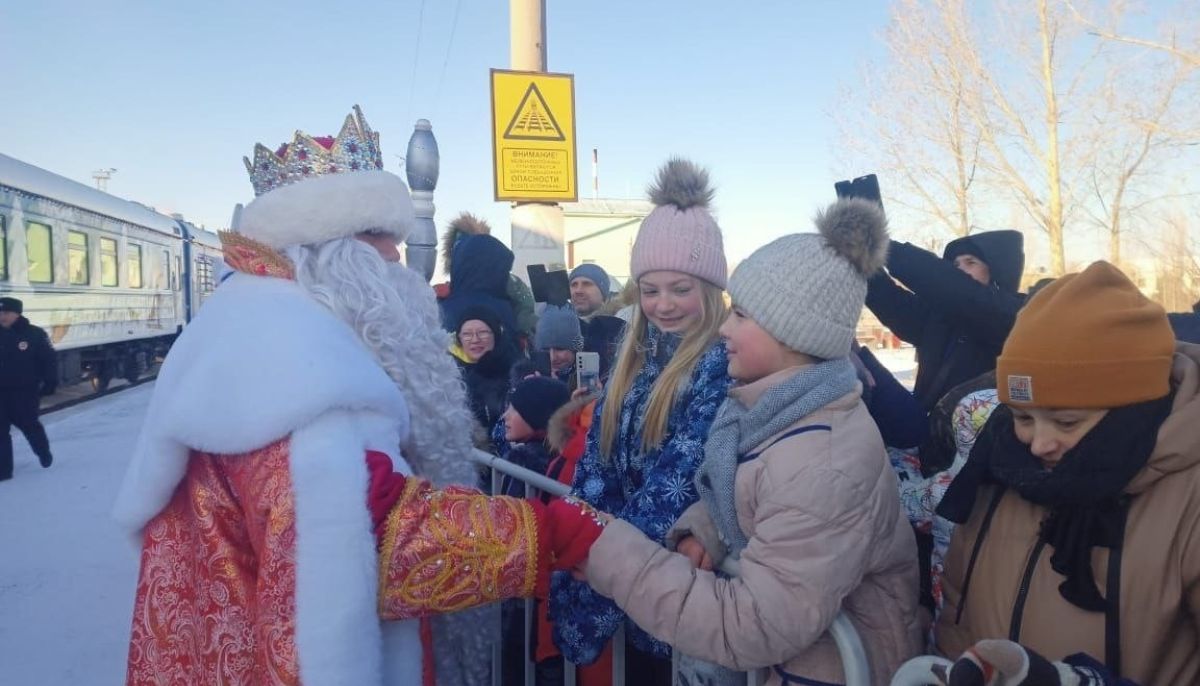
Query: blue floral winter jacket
550,326,731,663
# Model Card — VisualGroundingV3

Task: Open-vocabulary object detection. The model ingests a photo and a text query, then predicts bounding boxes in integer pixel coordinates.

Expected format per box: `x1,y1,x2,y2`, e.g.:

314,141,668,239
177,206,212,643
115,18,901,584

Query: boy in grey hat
535,304,584,383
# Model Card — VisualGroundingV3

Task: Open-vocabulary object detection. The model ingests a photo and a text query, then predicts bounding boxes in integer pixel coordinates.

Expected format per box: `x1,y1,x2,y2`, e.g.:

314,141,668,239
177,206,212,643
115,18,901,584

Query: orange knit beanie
997,261,1175,408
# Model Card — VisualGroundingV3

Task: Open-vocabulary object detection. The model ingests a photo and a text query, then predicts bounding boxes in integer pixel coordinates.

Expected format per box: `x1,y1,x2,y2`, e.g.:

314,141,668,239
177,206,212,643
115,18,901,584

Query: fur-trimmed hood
441,212,492,276
546,393,598,454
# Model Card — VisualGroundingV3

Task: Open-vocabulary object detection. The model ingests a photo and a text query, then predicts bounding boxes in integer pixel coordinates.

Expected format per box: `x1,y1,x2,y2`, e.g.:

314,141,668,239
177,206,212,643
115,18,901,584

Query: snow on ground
0,383,153,686
871,346,918,389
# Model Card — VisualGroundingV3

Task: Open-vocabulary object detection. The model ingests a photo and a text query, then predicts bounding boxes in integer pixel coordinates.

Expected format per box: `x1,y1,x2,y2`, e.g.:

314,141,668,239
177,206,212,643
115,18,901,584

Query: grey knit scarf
696,358,858,556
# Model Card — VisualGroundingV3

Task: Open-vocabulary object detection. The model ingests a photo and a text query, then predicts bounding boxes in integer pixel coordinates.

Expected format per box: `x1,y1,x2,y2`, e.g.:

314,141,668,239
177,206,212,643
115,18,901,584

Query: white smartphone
576,352,601,393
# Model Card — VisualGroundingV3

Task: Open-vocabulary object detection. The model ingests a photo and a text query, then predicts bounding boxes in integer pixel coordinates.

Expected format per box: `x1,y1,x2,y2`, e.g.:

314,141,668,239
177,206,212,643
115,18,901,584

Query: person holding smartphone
866,230,1026,413
536,303,586,385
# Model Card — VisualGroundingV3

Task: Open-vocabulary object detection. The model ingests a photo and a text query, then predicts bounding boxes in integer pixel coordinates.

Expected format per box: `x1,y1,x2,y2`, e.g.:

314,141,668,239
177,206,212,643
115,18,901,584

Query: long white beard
290,238,495,686
289,237,479,488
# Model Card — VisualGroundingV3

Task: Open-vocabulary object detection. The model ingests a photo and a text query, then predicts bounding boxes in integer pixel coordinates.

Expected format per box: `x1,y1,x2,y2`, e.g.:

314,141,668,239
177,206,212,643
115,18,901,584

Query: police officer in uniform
0,297,56,481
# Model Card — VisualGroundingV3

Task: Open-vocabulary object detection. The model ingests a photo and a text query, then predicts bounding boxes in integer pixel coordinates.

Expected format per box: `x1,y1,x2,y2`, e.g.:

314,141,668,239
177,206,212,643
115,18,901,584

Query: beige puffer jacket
937,347,1200,685
586,367,922,685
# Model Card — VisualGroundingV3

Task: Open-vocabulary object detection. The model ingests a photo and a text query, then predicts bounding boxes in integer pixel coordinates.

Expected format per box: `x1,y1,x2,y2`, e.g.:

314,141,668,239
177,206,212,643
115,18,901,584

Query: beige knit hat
630,158,728,288
728,198,889,359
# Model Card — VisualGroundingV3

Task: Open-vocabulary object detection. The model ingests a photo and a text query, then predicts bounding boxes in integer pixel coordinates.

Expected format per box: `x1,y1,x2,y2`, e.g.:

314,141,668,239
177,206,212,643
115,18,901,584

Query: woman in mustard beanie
927,261,1200,685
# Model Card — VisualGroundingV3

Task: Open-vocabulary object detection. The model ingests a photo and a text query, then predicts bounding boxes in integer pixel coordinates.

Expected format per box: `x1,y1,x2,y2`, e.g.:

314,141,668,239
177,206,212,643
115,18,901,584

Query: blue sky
1,0,899,271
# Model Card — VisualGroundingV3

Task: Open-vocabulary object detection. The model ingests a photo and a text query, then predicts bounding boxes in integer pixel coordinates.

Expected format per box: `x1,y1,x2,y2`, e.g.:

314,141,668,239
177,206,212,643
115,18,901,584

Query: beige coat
586,367,922,685
937,347,1200,685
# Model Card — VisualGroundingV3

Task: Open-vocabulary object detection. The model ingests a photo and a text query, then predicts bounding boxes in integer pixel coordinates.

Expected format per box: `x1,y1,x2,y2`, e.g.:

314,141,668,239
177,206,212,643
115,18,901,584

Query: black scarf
938,392,1174,612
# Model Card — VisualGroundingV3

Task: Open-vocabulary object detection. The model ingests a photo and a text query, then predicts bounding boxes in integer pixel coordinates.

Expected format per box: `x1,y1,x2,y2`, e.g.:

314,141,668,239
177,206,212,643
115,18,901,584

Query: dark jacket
0,317,57,393
580,314,626,380
1169,311,1200,344
856,346,927,449
866,231,1025,411
440,234,519,337
500,441,552,498
455,342,518,434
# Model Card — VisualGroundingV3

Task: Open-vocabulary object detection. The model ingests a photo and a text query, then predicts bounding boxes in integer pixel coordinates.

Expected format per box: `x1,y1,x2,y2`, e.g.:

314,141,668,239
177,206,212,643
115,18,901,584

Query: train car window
68,231,90,285
0,216,7,281
26,221,54,283
160,248,171,290
175,255,182,291
196,256,214,295
100,237,119,286
128,243,143,288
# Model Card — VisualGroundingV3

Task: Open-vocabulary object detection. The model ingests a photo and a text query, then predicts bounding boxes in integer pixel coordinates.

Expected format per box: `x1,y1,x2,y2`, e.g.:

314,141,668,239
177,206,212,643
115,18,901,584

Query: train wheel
90,372,111,393
122,355,142,385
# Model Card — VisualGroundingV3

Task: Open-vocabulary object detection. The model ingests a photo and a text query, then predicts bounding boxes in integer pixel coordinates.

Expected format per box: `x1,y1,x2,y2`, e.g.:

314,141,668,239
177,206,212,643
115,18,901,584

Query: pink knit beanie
630,158,728,288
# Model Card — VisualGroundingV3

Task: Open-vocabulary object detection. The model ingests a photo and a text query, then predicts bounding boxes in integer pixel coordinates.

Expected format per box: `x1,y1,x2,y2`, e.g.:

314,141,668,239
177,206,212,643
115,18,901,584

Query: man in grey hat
0,297,57,480
568,263,611,320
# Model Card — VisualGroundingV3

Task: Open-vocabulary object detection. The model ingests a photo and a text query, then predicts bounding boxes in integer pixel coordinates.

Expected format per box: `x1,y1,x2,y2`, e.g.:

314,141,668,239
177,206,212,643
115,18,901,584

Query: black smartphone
527,265,571,306
545,270,571,307
834,174,883,208
527,265,549,303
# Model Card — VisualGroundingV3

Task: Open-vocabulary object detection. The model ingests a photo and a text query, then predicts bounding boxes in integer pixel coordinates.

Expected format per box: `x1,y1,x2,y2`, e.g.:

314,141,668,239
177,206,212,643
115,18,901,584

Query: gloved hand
543,495,608,572
365,451,407,538
944,640,1126,686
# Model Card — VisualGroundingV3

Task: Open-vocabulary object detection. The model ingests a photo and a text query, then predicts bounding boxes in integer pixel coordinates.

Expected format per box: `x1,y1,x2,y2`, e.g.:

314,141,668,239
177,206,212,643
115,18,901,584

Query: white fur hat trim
238,170,415,249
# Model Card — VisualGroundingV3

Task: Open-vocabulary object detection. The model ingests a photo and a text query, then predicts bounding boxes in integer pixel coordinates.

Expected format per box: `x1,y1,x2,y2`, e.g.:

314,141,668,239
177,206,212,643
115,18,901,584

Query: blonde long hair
599,281,727,459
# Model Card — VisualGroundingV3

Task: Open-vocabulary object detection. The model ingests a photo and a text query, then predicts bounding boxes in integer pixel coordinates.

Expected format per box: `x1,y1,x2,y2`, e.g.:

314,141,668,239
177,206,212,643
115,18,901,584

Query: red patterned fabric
126,439,299,685
377,478,545,620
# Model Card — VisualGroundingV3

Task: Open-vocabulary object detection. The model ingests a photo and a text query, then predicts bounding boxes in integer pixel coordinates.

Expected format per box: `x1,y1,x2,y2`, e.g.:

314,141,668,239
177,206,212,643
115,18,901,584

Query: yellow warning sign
491,69,577,202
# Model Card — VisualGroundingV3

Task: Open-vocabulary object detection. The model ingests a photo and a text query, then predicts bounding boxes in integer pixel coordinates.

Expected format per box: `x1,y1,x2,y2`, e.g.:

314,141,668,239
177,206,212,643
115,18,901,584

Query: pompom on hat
728,198,890,359
998,261,1175,409
630,158,728,288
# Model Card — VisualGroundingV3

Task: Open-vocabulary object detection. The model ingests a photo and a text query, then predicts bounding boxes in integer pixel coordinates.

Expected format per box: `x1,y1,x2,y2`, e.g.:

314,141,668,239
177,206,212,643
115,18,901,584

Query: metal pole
405,119,440,281
509,0,565,280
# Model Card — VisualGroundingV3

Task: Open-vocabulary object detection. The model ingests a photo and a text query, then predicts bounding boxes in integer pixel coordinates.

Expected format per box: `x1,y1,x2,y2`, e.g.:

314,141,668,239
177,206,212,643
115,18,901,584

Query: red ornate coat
127,439,543,686
118,236,550,686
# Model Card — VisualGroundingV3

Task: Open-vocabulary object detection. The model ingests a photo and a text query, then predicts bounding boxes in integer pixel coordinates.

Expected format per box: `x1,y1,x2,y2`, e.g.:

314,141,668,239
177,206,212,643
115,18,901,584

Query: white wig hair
288,236,478,487
288,237,493,685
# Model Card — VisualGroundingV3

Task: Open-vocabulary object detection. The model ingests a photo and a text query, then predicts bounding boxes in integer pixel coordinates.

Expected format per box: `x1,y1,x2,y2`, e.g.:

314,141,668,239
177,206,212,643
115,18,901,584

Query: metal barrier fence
470,449,873,686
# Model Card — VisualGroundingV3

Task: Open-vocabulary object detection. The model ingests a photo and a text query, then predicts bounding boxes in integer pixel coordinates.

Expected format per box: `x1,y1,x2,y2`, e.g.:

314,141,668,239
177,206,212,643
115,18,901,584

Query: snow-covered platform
0,383,153,685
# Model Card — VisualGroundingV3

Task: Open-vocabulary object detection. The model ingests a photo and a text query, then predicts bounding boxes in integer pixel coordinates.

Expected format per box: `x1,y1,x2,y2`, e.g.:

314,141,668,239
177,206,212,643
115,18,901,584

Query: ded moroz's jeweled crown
230,105,415,253
244,105,385,197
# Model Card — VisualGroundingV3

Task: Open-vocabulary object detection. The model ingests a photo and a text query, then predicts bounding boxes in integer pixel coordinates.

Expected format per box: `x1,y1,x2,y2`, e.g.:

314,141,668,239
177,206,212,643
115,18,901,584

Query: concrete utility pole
509,0,567,278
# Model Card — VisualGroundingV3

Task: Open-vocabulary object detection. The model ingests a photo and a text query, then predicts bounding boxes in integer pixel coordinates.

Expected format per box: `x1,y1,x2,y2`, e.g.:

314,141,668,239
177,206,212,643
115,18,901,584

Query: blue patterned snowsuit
550,325,731,663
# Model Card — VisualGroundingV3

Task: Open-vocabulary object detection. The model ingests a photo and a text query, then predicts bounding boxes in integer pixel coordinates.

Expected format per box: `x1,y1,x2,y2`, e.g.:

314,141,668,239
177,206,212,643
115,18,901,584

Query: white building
562,198,653,290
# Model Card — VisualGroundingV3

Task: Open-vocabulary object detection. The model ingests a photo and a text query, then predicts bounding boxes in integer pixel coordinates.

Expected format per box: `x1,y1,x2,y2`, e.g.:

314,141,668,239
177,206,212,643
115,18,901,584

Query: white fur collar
114,272,408,530
238,170,415,249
